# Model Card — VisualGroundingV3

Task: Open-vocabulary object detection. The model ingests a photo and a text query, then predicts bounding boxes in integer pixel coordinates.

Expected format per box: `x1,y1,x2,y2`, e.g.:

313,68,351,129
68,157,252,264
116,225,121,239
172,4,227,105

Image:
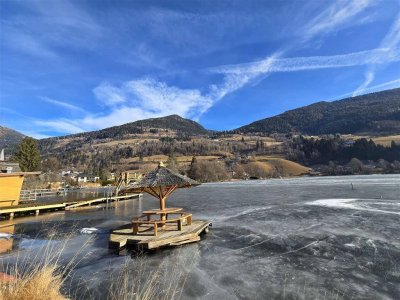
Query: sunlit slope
256,157,311,176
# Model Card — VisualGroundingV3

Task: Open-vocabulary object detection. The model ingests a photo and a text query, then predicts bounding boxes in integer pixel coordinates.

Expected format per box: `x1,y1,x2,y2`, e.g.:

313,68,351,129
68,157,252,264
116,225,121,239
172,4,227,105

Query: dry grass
106,248,198,300
0,265,67,300
0,225,196,300
243,161,275,178
0,227,94,300
122,154,221,164
255,157,311,176
267,158,311,176
371,135,400,146
218,134,276,142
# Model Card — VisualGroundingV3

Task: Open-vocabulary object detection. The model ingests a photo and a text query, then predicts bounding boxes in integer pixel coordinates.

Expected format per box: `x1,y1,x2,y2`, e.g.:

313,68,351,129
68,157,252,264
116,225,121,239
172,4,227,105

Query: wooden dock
0,194,141,219
109,220,211,251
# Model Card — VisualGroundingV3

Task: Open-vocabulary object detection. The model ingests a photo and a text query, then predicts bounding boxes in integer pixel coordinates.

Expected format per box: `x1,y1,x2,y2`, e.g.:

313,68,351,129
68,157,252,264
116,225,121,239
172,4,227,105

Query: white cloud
328,78,400,101
210,48,400,75
6,31,58,59
353,10,400,95
352,71,375,96
303,0,375,38
34,120,84,134
93,82,126,106
125,78,212,117
204,0,376,108
207,47,400,106
33,78,214,134
1,0,103,62
20,131,51,139
40,96,85,112
36,45,400,135
26,0,390,136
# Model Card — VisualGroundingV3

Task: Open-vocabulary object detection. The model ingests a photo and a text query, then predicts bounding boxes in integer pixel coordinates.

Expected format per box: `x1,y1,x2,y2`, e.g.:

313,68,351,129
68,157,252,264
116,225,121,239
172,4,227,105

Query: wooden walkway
109,220,211,251
0,194,141,219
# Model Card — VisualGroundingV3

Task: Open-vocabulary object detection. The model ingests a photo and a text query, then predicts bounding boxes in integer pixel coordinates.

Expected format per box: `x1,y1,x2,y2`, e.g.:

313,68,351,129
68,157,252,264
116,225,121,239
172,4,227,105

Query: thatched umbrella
123,162,200,211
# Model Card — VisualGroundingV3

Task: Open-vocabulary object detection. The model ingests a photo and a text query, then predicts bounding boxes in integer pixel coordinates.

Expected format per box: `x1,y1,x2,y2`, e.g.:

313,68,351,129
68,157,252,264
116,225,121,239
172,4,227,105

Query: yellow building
0,173,25,207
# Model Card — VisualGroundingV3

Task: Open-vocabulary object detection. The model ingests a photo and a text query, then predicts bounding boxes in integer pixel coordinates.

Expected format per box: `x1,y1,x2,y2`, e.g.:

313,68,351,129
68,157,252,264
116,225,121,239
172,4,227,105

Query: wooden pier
109,220,211,251
19,187,84,202
0,194,141,219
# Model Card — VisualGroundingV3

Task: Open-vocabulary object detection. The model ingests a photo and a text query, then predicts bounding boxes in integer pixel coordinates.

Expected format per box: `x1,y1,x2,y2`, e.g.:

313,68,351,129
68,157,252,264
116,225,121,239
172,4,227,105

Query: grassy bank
0,232,196,300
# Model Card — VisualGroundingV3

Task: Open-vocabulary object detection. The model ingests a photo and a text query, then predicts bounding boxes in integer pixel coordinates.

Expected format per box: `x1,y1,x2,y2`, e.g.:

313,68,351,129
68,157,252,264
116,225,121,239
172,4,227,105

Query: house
76,173,100,183
0,149,21,174
342,139,355,147
106,172,116,181
62,170,79,178
0,162,21,174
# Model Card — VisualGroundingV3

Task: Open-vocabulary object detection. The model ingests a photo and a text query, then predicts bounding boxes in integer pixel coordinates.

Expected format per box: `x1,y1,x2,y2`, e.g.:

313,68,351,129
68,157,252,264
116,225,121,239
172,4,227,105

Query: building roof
77,173,98,177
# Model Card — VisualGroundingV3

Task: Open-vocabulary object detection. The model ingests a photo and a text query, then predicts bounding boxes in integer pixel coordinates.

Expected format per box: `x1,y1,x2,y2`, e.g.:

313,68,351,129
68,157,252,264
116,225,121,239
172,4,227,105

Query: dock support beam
35,209,40,216
9,212,14,219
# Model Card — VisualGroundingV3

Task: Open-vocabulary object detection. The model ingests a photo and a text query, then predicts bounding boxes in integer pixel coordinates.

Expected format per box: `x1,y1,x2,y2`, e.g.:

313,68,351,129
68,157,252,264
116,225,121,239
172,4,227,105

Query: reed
0,225,198,300
0,225,94,300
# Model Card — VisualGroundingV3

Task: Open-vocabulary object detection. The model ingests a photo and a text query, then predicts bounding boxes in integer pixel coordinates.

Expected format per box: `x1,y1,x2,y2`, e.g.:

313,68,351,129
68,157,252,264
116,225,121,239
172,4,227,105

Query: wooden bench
132,213,192,236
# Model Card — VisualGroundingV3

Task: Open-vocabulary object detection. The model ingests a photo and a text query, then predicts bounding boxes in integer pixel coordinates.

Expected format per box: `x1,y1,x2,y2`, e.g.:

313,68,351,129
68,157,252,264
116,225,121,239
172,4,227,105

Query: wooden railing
19,187,81,202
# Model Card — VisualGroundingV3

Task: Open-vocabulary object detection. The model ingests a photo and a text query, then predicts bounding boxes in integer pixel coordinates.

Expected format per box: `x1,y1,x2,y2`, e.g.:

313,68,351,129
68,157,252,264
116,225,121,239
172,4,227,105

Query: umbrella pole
159,196,165,211
159,188,166,225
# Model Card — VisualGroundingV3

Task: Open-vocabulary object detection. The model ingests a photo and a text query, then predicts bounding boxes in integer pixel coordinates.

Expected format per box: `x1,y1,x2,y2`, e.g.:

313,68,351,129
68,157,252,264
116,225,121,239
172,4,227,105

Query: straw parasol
123,162,200,211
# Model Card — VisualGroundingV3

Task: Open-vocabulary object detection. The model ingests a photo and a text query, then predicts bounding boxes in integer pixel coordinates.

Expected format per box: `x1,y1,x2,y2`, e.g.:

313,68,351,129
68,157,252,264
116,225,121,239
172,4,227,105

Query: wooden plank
0,194,141,218
169,236,200,246
109,220,210,250
0,203,66,213
66,194,140,210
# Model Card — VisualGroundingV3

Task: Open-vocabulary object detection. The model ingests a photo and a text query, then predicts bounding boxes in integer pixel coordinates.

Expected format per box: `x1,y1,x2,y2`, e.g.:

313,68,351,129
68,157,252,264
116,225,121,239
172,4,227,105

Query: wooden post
154,223,158,236
35,210,40,216
177,219,182,231
133,222,139,235
9,212,14,220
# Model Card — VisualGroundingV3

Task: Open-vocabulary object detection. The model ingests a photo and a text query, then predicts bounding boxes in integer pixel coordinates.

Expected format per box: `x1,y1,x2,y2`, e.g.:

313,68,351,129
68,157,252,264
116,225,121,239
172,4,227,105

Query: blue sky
1,0,400,138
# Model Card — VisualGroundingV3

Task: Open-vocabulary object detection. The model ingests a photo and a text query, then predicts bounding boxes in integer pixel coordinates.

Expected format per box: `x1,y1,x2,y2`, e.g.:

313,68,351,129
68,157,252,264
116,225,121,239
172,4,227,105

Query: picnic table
143,207,183,220
132,207,192,236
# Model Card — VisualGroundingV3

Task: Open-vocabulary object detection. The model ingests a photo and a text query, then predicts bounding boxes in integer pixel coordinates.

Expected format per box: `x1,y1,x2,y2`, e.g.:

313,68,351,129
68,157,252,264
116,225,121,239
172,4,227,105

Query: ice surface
80,227,99,234
0,233,12,239
0,174,399,299
306,198,400,215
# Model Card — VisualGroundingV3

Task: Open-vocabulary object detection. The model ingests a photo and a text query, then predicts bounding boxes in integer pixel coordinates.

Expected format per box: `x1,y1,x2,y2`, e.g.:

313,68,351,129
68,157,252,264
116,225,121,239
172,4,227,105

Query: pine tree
166,153,178,171
13,137,41,171
188,156,197,179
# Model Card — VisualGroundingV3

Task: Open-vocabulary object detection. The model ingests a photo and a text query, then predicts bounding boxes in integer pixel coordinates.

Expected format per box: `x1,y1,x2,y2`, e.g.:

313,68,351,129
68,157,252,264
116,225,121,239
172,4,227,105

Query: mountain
237,88,400,135
122,114,208,135
57,114,207,139
0,126,25,154
39,114,208,152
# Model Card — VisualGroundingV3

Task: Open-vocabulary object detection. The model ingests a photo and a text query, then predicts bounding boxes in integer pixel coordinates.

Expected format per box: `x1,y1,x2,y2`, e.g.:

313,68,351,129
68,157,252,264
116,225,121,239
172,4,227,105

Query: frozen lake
1,174,399,299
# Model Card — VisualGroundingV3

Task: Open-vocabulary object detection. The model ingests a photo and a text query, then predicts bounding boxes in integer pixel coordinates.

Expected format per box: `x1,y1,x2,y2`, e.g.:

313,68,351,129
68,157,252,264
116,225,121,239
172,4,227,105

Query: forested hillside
0,126,25,154
238,88,400,135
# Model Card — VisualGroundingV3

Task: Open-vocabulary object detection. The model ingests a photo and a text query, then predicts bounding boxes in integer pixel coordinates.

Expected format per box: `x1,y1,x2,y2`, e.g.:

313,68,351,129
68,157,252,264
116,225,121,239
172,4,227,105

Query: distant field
256,157,311,176
255,155,285,160
371,135,400,146
117,153,310,177
342,134,400,146
219,134,276,142
304,134,400,147
93,138,160,147
122,155,222,164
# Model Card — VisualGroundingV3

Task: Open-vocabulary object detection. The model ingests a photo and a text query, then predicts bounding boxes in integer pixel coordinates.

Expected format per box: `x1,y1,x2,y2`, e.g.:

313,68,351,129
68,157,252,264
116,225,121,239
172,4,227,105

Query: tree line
287,136,400,165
